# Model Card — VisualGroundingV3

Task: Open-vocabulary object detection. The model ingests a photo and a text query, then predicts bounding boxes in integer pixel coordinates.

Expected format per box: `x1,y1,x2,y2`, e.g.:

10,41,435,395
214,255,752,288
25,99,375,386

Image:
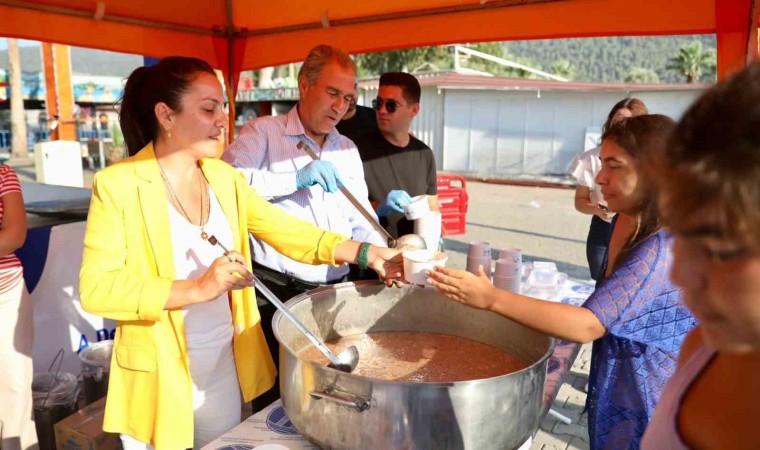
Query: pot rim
272,281,556,386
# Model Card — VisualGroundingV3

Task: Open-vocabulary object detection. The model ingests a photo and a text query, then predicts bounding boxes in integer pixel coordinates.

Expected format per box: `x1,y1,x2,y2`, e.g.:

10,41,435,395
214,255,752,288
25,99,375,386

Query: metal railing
0,127,113,152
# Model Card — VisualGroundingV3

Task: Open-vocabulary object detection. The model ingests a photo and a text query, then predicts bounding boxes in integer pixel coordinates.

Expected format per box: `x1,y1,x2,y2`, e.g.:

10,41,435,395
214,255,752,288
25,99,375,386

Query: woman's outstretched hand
426,265,496,310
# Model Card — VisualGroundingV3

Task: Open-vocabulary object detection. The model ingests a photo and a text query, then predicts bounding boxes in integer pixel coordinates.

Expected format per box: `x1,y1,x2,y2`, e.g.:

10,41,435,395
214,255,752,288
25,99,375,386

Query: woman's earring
166,126,172,139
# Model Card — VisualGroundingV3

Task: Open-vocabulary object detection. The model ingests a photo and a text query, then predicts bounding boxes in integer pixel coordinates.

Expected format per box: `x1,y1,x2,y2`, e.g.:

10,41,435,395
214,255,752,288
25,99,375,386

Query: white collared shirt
222,106,386,283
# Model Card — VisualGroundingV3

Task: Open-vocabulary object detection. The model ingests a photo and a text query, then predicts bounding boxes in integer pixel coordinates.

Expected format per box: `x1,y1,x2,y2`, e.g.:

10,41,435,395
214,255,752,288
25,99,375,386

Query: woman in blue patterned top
428,114,697,449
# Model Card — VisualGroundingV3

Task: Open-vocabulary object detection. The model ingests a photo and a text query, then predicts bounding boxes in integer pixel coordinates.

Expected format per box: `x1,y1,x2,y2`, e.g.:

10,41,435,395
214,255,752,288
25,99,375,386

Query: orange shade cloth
1,0,756,75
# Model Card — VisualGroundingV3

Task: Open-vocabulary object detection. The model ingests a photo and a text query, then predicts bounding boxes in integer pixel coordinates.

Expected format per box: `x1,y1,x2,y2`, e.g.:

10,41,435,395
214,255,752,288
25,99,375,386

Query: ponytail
120,66,154,156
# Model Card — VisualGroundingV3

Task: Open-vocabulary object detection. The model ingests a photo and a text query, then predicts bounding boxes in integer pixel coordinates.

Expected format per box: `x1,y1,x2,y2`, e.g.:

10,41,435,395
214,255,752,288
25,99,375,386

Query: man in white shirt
222,45,386,410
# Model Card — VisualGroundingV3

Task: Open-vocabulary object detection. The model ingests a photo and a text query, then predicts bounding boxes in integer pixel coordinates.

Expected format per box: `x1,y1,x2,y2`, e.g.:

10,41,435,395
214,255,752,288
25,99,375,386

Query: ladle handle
297,141,397,247
252,276,343,367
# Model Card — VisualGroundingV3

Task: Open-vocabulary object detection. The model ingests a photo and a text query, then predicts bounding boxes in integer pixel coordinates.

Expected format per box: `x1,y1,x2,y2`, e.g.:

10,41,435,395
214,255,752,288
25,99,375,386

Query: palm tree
625,67,660,84
7,38,29,158
666,41,716,83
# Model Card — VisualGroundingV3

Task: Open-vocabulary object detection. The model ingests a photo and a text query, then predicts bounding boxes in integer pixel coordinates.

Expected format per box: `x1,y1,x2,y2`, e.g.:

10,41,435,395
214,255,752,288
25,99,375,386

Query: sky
0,39,41,50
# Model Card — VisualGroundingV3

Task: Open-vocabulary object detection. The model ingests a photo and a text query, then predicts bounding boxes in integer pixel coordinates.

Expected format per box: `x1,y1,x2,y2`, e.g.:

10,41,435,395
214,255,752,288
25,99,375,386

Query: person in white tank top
80,57,407,450
641,62,760,450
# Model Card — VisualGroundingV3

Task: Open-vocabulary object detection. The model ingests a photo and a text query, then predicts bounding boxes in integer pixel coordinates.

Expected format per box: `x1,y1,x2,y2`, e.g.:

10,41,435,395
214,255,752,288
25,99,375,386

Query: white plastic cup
467,241,492,258
404,195,431,220
493,275,521,294
421,235,440,252
499,247,522,265
415,212,442,251
466,256,492,277
403,249,447,286
414,212,442,237
495,258,521,278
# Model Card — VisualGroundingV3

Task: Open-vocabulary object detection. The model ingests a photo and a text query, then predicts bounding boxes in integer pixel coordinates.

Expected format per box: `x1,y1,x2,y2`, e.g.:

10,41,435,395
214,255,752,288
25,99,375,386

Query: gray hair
298,45,356,86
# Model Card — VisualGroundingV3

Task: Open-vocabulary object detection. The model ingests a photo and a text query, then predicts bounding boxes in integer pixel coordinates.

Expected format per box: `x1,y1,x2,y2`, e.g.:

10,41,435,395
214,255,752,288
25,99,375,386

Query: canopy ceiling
1,0,758,81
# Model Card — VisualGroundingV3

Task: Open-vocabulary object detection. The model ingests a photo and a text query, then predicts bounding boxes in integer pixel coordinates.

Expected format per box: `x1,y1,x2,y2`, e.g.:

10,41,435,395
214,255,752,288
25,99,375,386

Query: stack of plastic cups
467,241,492,278
414,212,442,252
494,247,522,293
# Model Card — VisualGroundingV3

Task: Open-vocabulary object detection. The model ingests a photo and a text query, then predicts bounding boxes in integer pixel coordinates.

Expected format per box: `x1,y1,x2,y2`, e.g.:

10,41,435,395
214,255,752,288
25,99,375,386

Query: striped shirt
0,165,24,292
222,106,386,283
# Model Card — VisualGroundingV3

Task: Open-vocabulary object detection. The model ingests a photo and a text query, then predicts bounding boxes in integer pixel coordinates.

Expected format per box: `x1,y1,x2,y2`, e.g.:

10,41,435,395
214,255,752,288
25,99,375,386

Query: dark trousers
586,215,612,281
249,263,350,413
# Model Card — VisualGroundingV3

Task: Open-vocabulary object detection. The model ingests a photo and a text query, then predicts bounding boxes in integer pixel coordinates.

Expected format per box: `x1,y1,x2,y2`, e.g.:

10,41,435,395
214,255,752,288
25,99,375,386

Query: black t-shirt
354,129,438,239
336,105,377,143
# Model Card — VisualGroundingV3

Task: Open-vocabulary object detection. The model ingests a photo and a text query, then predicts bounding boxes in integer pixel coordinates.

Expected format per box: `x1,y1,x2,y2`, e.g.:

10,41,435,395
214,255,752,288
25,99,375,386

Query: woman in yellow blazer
79,57,403,450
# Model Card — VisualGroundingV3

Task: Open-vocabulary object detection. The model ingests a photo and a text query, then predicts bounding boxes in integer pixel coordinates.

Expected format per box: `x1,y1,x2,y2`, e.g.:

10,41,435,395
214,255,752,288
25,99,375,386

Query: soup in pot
299,330,527,382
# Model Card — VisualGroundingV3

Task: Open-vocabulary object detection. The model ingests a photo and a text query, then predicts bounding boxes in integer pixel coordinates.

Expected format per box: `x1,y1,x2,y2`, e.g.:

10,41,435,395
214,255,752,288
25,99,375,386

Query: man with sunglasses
353,72,439,239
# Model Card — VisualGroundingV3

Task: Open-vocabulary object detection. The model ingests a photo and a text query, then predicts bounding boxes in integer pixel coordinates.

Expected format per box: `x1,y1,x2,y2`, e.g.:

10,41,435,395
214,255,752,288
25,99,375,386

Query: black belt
252,261,346,292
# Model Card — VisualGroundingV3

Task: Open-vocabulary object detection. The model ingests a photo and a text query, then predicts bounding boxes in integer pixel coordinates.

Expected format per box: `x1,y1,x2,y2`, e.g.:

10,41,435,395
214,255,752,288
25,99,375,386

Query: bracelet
358,242,371,270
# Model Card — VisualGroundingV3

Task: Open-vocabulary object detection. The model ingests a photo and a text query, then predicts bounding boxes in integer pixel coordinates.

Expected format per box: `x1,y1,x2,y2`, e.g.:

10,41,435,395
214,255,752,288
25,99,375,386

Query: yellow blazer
79,143,348,449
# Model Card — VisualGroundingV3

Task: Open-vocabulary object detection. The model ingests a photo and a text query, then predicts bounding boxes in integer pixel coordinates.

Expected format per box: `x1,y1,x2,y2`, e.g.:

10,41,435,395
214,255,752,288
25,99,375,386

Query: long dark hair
602,98,648,136
601,114,675,270
119,56,215,155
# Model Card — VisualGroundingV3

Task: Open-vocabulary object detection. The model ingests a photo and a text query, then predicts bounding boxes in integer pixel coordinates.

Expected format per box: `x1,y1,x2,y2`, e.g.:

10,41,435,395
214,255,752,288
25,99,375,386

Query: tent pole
225,0,237,143
716,0,758,79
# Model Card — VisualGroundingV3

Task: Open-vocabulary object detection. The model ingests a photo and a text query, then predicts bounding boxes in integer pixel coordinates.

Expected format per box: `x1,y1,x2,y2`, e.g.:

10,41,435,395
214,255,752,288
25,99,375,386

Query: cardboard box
54,397,120,450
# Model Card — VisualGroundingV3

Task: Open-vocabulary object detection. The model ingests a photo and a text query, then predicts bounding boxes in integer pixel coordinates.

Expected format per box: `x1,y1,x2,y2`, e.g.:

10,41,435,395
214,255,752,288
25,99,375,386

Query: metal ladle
297,141,426,250
207,236,359,373
253,277,359,373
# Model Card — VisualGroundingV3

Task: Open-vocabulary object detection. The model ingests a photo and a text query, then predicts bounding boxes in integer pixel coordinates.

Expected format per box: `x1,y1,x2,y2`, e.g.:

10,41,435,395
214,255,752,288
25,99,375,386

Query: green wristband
358,242,371,270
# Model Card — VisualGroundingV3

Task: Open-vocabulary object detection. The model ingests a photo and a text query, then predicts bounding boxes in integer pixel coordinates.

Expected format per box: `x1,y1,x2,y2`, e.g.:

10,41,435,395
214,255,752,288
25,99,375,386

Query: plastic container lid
32,372,79,408
79,340,113,368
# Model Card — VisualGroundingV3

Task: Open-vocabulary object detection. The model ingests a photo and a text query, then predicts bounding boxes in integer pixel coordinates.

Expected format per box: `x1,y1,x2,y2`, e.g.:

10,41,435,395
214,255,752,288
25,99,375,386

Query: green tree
355,43,541,79
354,46,444,77
625,67,660,84
550,60,575,80
666,41,716,83
455,43,542,78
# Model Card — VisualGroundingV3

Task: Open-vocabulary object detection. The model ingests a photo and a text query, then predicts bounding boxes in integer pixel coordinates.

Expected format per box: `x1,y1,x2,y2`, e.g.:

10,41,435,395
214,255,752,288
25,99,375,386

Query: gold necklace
157,161,209,241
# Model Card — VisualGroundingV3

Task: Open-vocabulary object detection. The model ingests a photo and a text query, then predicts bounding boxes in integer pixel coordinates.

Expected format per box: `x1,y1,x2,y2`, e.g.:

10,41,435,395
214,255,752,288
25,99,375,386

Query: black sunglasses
372,98,402,113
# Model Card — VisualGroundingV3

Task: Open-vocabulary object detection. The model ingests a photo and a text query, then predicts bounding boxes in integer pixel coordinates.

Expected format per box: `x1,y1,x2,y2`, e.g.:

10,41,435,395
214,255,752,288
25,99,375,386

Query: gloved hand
377,190,412,217
296,160,344,193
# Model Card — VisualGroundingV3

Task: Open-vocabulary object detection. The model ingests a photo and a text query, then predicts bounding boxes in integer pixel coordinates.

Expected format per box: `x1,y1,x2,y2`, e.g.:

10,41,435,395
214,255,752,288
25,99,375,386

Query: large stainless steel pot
273,281,554,450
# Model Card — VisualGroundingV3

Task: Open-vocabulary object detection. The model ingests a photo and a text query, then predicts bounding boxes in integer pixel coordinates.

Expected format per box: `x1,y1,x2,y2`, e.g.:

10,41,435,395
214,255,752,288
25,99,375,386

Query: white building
359,73,707,178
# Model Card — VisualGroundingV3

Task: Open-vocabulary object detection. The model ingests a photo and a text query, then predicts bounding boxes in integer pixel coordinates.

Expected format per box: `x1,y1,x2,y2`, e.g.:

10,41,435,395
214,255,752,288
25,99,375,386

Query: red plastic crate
436,174,469,236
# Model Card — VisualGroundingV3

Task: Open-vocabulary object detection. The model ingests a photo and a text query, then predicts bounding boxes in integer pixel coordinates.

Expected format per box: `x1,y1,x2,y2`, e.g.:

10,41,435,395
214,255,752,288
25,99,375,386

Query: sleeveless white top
167,185,241,448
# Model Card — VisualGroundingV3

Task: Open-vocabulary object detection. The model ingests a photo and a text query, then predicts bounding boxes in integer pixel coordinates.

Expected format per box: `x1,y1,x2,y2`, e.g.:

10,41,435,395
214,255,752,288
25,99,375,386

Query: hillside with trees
355,35,717,84
503,35,716,83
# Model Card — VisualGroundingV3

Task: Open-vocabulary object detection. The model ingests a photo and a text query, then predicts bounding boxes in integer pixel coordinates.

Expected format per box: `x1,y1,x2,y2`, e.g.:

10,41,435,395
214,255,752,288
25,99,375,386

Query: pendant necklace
157,161,211,242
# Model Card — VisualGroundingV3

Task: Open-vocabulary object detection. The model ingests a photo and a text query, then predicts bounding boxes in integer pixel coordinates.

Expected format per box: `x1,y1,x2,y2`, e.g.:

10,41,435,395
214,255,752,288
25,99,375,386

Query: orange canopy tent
1,0,758,136
2,0,758,77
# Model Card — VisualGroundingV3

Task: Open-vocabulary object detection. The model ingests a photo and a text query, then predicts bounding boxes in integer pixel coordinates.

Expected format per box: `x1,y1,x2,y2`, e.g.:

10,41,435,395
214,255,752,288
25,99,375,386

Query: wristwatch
358,242,371,270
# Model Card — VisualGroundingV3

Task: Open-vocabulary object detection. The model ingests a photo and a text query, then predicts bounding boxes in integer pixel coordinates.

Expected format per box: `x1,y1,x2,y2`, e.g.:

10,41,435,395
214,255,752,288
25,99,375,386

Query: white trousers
0,279,38,450
120,340,241,450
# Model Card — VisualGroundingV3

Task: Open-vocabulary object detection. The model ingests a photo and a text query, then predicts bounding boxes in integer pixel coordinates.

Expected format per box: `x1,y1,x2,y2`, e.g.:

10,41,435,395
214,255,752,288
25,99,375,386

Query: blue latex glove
296,160,344,193
377,190,412,217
